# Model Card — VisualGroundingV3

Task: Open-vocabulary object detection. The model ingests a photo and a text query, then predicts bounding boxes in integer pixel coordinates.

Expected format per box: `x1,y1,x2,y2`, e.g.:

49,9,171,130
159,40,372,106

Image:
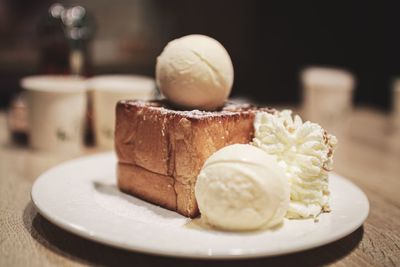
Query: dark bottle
61,5,95,76
37,3,95,76
37,3,69,74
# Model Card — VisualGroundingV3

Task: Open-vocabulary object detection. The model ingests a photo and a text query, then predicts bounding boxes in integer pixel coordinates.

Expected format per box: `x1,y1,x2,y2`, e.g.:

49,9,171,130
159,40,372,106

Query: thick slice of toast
115,100,273,217
118,163,176,211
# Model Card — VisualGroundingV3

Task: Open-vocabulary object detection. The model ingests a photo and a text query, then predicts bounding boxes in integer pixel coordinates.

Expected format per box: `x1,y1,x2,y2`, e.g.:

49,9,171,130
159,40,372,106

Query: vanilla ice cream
195,144,290,231
252,110,337,219
156,34,234,110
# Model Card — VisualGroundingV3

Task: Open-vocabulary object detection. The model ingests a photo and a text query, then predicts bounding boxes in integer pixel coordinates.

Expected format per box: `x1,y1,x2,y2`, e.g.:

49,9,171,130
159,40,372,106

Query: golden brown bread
118,163,176,211
115,100,273,217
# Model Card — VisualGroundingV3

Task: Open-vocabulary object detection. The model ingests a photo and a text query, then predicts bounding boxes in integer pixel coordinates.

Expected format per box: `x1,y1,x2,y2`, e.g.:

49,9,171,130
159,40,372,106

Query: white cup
21,75,87,153
88,75,156,149
301,67,355,134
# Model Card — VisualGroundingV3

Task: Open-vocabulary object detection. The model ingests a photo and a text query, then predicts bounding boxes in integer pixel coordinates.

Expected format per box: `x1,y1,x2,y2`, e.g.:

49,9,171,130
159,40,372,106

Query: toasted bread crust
115,100,273,217
118,163,177,211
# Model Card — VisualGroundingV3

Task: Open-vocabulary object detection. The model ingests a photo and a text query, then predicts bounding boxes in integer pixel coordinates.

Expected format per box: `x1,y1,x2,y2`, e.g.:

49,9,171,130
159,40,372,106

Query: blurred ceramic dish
21,75,87,153
31,152,369,259
301,67,355,135
88,75,156,149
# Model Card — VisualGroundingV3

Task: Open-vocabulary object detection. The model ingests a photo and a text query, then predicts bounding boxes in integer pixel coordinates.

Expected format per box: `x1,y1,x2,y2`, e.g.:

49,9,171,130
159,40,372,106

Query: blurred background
1,0,400,154
1,0,399,109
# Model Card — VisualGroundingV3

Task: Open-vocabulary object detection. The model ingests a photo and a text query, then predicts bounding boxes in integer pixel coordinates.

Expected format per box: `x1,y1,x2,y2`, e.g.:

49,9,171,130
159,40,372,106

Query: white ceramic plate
31,152,369,259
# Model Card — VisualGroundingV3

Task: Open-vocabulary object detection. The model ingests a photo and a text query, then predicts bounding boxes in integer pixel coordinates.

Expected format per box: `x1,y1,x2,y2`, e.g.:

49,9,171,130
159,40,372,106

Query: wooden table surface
1,108,400,267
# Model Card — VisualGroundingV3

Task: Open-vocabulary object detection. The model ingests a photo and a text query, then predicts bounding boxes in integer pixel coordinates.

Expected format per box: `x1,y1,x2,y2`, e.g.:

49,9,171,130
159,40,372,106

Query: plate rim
31,152,370,259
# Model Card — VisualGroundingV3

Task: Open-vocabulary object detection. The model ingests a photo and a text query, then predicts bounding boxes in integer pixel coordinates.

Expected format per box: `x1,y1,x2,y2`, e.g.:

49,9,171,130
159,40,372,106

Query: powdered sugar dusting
157,108,238,119
119,99,273,119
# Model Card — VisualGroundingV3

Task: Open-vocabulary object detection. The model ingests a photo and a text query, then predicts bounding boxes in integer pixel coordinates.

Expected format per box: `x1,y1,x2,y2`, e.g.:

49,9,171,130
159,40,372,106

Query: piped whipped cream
252,110,337,219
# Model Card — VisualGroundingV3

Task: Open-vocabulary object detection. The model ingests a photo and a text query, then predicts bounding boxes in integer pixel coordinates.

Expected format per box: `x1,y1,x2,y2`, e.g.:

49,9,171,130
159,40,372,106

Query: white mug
88,75,156,150
301,67,355,135
21,75,87,153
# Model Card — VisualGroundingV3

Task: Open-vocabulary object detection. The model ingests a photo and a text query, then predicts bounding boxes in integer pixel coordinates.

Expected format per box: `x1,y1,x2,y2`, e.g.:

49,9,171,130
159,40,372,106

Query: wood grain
1,108,400,267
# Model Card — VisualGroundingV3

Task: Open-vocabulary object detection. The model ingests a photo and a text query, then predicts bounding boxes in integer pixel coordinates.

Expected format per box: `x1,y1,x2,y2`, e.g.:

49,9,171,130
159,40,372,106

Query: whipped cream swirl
252,110,337,219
